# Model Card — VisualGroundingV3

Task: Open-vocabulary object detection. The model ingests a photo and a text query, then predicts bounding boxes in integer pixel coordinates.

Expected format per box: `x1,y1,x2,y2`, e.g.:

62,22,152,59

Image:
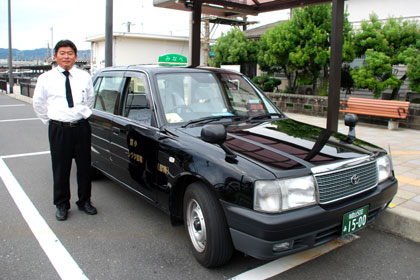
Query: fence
268,93,420,130
0,76,35,94
0,79,7,92
20,82,35,98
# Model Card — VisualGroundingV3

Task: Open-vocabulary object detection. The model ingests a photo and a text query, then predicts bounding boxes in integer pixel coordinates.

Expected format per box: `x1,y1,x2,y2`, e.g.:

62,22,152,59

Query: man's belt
50,119,88,127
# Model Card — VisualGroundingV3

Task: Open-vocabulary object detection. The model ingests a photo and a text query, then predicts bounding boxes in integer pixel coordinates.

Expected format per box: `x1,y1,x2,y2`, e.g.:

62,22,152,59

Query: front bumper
221,178,397,260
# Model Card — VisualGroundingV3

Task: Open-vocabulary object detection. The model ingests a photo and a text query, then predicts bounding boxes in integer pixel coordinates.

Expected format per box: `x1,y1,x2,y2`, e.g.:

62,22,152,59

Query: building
86,32,206,73
346,0,420,27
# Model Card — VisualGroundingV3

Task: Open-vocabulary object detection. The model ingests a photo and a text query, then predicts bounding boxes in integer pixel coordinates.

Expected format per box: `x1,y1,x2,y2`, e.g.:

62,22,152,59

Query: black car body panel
89,65,397,265
223,178,396,260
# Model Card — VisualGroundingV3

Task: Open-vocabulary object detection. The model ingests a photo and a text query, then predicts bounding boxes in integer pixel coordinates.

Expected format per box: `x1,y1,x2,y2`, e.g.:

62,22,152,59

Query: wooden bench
340,97,410,130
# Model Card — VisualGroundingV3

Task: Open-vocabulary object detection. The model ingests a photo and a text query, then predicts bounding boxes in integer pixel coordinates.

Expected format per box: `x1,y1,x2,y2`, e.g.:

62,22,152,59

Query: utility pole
50,27,54,50
46,42,50,61
8,0,13,94
105,0,113,67
203,17,209,66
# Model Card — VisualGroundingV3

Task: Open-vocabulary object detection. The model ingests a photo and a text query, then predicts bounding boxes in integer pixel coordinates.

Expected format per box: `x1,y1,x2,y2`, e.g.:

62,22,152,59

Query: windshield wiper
246,113,285,122
181,115,237,128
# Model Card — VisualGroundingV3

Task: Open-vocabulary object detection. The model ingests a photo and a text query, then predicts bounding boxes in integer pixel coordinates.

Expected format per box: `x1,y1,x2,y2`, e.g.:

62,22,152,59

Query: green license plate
342,205,369,236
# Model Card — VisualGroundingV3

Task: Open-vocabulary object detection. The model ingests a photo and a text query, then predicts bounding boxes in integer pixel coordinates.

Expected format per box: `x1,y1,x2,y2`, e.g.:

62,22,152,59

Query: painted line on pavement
0,117,40,123
396,176,420,187
230,234,359,280
0,104,26,107
393,151,420,155
0,154,88,280
1,150,50,159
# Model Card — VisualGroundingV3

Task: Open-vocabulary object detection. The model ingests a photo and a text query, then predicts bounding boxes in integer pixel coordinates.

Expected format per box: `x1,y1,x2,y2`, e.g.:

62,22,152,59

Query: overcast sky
1,0,418,51
0,0,289,50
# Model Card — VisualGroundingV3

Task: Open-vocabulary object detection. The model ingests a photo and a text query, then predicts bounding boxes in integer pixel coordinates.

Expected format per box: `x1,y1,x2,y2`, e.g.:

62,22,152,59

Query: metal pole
8,0,14,94
105,0,113,67
326,0,344,131
51,27,54,51
189,0,201,67
203,17,209,66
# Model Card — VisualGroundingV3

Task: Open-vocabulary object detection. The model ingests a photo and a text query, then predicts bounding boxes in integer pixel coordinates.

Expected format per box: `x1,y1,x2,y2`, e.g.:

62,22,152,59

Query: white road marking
1,150,50,159
0,155,89,280
0,104,26,107
0,150,358,280
0,117,40,122
230,234,359,280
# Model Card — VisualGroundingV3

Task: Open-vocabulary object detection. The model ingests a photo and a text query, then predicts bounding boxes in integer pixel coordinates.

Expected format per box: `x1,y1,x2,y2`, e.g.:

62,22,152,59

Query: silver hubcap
186,198,207,253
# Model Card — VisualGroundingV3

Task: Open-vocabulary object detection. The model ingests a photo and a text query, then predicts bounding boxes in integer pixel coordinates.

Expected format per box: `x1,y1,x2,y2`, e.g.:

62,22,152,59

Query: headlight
377,155,392,183
254,176,316,213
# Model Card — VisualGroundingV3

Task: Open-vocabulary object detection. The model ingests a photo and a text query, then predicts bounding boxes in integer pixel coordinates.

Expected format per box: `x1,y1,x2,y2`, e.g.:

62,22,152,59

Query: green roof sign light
158,54,188,66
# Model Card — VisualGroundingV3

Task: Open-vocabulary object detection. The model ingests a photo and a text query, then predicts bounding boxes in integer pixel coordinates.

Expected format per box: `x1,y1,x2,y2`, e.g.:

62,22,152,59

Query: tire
183,182,233,267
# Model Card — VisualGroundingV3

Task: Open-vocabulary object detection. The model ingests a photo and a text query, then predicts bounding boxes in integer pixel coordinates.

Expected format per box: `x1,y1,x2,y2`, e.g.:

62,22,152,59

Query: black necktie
63,70,74,108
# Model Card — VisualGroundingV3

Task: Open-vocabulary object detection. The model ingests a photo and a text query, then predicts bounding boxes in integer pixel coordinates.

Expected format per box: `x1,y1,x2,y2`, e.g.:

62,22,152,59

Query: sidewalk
287,112,420,243
3,91,420,243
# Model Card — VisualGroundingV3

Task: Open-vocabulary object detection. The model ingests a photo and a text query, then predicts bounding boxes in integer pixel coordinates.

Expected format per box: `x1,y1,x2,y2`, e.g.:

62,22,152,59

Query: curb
8,93,33,104
372,207,420,243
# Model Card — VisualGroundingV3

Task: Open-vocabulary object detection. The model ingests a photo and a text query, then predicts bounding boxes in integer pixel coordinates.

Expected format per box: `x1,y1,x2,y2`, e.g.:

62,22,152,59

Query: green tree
257,3,354,94
352,14,420,98
258,21,298,92
351,49,402,98
210,28,257,67
398,41,420,93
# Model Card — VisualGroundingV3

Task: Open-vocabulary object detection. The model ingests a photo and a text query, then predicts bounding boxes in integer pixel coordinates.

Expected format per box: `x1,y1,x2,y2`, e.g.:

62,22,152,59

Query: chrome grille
315,160,378,204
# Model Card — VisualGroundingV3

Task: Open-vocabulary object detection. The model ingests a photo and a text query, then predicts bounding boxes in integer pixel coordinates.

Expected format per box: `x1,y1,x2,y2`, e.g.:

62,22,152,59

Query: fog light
272,241,293,252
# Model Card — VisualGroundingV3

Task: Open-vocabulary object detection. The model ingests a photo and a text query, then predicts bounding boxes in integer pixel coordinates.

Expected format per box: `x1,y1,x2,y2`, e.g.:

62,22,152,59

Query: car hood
176,118,385,172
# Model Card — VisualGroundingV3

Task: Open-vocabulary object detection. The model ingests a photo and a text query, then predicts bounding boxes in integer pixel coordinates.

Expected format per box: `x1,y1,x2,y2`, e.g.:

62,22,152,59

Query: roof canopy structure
154,0,331,16
153,0,346,131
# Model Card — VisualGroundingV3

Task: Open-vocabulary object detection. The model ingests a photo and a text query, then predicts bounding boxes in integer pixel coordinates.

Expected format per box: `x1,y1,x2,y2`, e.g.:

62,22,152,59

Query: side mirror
201,124,227,144
201,124,237,163
344,114,358,143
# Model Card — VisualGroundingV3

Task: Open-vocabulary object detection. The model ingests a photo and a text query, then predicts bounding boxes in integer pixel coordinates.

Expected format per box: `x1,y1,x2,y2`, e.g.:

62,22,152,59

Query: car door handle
112,127,120,135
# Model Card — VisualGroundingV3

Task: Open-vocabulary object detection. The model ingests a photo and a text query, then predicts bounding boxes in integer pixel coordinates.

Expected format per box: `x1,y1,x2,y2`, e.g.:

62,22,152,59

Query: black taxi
90,65,397,267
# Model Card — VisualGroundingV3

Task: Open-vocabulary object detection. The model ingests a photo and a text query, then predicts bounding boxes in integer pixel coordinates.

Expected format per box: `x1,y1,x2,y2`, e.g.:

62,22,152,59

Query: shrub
252,75,282,92
411,98,420,104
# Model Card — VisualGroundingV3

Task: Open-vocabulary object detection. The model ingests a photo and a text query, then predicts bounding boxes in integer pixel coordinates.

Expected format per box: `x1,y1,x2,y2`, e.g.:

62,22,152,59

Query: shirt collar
56,65,75,75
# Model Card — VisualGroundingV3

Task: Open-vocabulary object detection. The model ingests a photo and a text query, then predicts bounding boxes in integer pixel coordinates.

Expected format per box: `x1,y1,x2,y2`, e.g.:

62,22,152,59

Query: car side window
94,76,123,114
123,75,152,126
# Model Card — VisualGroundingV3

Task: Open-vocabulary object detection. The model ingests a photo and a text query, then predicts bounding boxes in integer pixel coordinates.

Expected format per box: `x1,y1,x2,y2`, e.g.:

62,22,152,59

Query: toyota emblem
351,175,360,185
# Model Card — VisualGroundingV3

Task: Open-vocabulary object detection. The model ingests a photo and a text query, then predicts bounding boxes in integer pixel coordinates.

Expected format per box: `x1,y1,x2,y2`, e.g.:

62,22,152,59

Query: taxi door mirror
201,124,226,144
201,124,237,163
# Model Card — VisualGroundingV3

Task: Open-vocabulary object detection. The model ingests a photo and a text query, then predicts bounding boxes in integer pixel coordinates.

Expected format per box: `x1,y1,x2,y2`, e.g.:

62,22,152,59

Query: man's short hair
54,40,77,55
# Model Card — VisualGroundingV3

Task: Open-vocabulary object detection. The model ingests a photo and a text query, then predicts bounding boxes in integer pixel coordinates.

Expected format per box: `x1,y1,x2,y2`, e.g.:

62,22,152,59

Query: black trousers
48,119,92,208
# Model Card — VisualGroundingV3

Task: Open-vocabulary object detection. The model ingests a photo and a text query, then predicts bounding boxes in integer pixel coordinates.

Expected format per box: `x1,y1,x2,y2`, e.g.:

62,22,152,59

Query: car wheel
183,182,233,267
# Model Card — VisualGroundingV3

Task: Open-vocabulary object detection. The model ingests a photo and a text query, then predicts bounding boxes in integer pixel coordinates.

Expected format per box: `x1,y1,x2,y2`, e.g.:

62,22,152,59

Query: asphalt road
1,93,420,280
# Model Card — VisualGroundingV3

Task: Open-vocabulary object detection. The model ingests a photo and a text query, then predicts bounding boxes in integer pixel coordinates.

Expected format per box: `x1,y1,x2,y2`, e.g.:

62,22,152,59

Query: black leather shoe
56,205,68,221
77,201,97,215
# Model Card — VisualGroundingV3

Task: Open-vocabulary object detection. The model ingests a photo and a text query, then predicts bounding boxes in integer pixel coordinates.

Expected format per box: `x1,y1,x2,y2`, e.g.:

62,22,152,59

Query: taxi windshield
156,72,280,124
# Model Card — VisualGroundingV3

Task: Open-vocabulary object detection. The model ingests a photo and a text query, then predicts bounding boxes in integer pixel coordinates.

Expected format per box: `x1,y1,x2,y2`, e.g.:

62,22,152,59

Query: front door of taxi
109,72,158,202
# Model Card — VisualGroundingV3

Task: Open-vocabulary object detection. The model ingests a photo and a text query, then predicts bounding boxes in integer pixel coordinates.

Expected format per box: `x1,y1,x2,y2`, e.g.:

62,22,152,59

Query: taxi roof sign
158,54,188,66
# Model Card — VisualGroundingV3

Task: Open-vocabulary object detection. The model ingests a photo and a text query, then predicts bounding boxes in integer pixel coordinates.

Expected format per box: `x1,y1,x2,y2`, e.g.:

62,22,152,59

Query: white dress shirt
33,66,95,124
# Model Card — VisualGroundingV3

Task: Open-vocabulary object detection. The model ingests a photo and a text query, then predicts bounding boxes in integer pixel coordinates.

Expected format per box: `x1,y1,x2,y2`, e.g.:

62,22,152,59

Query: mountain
0,48,90,61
